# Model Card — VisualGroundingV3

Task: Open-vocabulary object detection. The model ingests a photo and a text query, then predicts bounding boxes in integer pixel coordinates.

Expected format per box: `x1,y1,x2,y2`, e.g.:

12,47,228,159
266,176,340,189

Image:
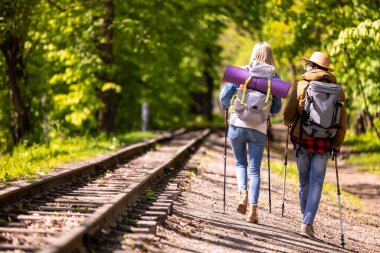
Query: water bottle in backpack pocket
234,89,271,125
301,81,343,138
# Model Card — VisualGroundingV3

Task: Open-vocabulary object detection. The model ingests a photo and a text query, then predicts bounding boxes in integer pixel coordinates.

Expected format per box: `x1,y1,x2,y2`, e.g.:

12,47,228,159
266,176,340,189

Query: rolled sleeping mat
223,65,291,98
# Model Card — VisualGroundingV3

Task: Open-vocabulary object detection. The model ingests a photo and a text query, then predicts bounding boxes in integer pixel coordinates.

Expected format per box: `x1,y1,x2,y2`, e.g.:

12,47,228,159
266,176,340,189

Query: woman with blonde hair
219,41,281,223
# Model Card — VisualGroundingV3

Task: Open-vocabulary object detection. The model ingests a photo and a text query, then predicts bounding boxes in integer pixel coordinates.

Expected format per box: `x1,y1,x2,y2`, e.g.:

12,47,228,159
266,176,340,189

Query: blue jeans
295,144,328,225
229,125,266,205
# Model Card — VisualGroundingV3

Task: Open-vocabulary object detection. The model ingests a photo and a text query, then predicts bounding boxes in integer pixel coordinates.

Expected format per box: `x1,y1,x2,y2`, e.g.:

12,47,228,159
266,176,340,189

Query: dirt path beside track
146,130,380,253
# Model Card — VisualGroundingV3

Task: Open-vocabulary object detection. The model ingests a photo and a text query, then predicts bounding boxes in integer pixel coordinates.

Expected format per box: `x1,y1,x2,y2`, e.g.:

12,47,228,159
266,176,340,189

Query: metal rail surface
0,128,186,209
0,129,210,253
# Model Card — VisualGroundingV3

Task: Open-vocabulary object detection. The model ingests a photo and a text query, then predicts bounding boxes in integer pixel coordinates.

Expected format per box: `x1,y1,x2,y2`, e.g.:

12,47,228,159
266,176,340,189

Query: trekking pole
281,126,290,217
223,109,228,213
266,117,272,213
333,153,345,248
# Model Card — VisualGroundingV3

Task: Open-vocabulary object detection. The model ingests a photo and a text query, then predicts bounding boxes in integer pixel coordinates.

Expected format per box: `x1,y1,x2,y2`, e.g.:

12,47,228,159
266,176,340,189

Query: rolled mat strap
265,79,272,103
238,76,252,105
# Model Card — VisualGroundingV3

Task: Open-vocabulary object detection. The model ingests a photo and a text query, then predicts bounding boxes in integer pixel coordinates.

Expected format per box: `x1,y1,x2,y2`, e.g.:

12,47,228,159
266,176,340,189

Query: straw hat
302,52,333,72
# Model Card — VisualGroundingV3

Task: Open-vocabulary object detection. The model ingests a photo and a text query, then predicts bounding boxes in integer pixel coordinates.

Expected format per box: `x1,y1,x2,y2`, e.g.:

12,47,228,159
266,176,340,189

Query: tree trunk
202,68,213,121
97,0,117,134
0,33,30,144
289,60,296,85
354,112,366,135
345,47,380,139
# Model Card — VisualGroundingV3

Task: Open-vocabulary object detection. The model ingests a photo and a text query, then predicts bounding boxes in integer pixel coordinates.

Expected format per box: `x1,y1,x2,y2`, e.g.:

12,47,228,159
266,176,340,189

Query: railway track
0,129,210,253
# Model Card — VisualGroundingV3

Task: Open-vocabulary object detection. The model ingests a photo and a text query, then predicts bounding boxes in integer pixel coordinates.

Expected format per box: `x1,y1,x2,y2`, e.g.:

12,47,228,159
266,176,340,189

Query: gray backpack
301,81,343,138
233,61,275,124
234,89,271,124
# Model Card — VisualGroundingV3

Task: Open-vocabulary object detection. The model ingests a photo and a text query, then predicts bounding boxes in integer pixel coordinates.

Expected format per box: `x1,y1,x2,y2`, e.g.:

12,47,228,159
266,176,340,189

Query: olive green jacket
283,69,347,148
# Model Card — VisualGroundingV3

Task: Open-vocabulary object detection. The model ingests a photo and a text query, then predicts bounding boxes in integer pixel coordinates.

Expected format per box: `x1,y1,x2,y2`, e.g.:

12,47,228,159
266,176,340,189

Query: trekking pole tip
281,204,285,217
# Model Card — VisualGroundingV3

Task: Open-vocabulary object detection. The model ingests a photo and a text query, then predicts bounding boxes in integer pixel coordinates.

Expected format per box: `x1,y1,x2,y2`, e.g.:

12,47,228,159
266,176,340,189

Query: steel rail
0,128,186,208
37,129,210,253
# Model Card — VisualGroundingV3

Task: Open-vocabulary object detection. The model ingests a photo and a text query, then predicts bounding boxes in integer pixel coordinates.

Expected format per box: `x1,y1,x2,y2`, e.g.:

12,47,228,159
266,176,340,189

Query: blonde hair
249,41,275,66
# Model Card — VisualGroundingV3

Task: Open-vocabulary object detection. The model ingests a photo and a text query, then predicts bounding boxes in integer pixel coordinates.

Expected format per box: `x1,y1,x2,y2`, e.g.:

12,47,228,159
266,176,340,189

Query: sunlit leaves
0,0,273,148
101,82,122,93
331,19,380,55
246,0,380,129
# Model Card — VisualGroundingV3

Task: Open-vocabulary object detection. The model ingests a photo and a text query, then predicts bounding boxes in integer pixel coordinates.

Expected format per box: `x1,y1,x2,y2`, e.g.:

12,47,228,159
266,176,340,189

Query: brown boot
300,223,315,238
246,204,258,223
236,190,248,214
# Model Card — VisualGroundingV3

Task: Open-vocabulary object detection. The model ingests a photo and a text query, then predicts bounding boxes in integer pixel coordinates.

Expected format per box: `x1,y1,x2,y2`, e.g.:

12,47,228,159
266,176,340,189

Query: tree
96,0,119,133
244,0,380,136
0,0,38,144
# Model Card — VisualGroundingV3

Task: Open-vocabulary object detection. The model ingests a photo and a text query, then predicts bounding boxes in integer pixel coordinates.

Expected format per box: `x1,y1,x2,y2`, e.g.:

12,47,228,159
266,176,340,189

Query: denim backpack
233,61,275,124
301,81,343,138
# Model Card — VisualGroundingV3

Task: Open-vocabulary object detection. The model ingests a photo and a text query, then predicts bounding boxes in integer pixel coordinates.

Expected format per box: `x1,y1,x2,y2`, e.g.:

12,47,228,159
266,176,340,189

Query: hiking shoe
246,204,258,223
300,223,315,238
237,190,248,214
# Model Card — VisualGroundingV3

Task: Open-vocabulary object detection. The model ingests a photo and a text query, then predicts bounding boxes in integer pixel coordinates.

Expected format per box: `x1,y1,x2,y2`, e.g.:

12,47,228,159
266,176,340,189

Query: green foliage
222,0,379,133
271,159,298,181
1,0,379,162
1,0,266,150
185,113,224,129
144,187,156,201
322,181,363,211
346,153,380,174
0,132,157,183
0,0,39,42
344,131,380,153
344,130,380,174
331,19,380,115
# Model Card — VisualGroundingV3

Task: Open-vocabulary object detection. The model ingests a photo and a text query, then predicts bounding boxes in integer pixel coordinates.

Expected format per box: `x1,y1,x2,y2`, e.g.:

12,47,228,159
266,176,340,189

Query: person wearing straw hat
283,52,347,238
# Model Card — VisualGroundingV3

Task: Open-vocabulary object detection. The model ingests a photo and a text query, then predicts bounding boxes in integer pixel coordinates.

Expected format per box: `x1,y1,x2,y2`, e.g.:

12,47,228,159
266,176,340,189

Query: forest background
0,0,379,181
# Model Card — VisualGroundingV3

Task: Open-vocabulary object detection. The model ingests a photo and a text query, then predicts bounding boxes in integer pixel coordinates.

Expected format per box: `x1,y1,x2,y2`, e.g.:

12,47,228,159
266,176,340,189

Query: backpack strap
328,100,344,154
295,81,312,156
289,113,301,156
297,116,304,157
289,114,299,138
306,121,342,130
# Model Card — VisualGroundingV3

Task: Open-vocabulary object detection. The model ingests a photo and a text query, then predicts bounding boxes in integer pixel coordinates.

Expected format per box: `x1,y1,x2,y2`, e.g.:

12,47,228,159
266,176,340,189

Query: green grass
144,187,156,201
0,132,158,184
344,130,380,153
346,153,380,174
270,116,283,124
185,113,225,129
271,159,299,181
343,130,380,174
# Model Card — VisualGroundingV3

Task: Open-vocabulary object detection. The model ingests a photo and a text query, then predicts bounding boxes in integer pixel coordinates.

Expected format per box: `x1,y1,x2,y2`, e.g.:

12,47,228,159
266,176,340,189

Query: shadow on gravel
163,222,278,252
344,184,380,197
171,211,349,253
158,241,202,253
